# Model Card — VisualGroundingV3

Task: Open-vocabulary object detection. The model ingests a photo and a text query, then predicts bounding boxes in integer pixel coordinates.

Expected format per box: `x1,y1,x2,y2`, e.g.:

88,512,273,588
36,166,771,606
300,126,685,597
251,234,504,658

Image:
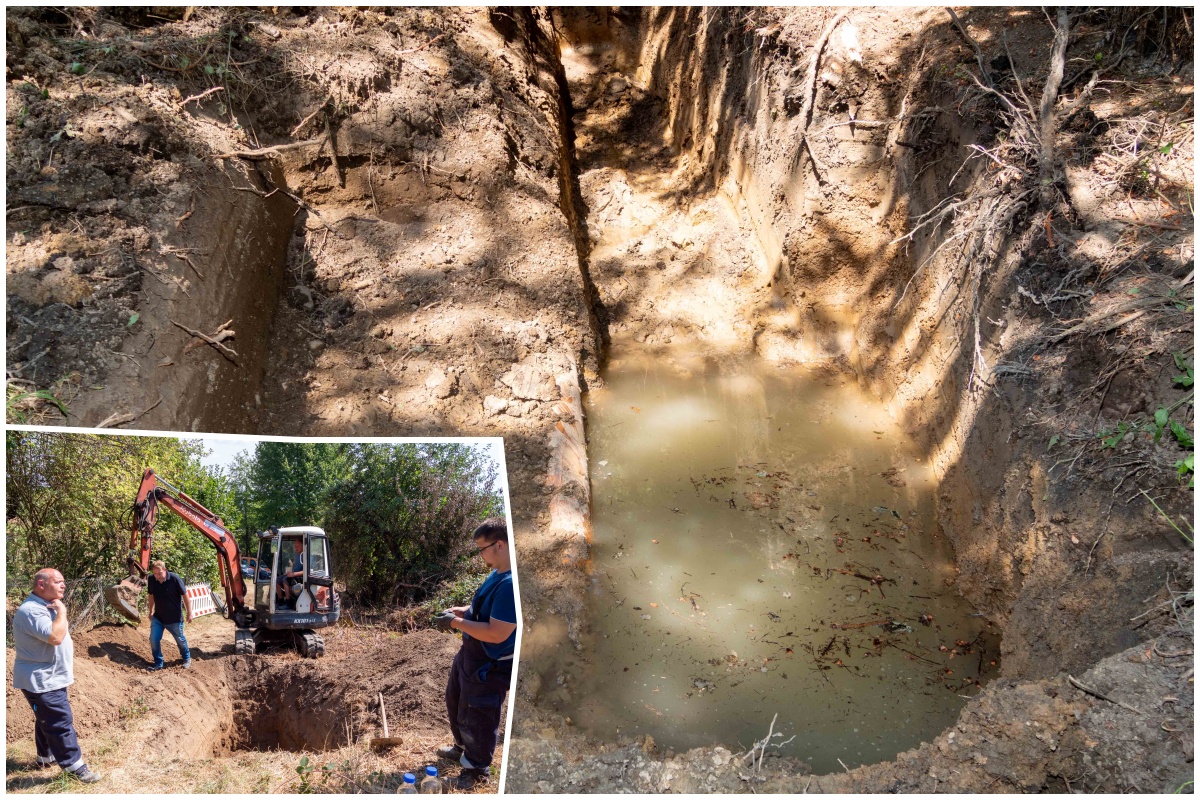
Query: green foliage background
6,433,506,609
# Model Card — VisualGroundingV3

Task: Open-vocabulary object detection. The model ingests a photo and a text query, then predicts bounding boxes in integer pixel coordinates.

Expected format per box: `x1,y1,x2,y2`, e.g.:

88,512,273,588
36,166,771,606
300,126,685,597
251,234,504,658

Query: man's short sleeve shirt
148,572,187,624
12,595,73,693
467,570,517,661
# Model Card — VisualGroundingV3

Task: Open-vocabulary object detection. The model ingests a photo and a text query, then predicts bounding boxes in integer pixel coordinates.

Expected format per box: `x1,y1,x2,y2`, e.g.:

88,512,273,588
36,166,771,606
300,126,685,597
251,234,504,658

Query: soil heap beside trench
5,616,463,793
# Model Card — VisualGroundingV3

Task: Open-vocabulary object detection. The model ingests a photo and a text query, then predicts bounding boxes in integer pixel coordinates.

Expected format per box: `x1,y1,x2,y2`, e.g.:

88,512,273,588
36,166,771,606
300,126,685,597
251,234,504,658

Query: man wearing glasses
432,518,517,790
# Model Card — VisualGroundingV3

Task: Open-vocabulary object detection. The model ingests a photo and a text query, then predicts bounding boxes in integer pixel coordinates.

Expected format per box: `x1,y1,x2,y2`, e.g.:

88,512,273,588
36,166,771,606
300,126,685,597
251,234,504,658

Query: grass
5,384,69,424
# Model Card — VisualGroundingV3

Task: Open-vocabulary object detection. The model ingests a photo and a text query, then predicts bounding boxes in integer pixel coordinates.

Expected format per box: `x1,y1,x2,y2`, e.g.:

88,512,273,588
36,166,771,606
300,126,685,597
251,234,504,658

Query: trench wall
66,160,293,433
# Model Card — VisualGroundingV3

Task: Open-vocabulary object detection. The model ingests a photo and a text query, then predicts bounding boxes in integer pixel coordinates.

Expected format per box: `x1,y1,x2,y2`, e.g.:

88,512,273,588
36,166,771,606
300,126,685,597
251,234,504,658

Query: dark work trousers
445,637,512,770
21,688,84,771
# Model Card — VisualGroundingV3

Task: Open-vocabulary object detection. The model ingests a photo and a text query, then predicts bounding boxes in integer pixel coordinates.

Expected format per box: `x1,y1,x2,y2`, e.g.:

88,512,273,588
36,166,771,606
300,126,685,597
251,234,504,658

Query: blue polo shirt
12,594,74,693
466,570,516,661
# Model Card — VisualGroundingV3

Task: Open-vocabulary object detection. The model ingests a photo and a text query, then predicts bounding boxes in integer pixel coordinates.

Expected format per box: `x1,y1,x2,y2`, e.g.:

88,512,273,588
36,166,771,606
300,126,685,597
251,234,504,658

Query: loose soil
5,6,1193,794
5,615,498,793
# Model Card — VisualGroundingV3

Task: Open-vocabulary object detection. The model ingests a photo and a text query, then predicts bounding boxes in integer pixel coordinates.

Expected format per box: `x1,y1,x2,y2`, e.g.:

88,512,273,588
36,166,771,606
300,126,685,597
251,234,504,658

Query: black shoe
35,756,55,769
68,765,102,783
435,743,464,761
145,664,164,672
453,768,489,790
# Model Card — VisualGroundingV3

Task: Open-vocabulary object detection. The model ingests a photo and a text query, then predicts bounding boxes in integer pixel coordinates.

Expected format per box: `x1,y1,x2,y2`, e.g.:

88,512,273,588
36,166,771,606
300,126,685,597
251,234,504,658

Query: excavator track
234,628,256,655
297,630,325,659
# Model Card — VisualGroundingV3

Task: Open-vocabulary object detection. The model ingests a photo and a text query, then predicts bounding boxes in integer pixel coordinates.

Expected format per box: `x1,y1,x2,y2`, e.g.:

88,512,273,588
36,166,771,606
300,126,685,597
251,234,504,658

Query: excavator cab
241,526,340,657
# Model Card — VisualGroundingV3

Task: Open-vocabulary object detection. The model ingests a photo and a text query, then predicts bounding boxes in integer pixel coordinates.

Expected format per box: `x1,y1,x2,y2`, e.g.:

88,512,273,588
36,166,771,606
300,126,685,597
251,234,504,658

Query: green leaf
1128,287,1141,295
69,62,86,75
1174,367,1194,388
204,64,214,75
1160,142,1174,155
1174,352,1190,372
1153,407,1169,443
1101,422,1130,449
1047,435,1060,451
1170,420,1194,448
1175,453,1194,478
127,312,140,327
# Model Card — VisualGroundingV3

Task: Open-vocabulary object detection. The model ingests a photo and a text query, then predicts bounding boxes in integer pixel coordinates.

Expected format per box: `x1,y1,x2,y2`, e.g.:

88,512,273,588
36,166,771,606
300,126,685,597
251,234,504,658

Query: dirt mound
7,618,462,763
8,618,236,755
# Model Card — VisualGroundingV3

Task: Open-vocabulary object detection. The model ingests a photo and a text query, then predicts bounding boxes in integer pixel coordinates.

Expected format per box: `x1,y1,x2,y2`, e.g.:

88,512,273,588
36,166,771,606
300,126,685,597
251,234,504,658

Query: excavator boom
105,469,247,623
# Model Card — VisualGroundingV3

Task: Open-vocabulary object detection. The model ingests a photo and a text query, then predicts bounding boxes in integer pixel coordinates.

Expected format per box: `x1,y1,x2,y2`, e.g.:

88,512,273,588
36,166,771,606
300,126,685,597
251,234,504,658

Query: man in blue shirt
433,518,517,790
146,560,192,671
12,568,101,783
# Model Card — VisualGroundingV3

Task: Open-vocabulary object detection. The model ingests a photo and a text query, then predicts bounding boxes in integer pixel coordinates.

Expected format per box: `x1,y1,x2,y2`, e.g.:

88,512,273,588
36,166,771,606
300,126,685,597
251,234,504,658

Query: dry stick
1067,675,1142,715
398,32,446,56
214,138,324,159
169,319,240,364
945,8,992,87
1038,8,1071,206
790,10,849,182
97,396,163,429
290,95,332,138
179,85,225,107
323,110,345,188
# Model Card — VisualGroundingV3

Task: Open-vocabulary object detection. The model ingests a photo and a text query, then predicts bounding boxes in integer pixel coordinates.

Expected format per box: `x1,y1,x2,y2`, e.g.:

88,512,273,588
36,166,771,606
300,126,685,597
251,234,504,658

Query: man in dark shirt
145,560,192,671
433,518,518,790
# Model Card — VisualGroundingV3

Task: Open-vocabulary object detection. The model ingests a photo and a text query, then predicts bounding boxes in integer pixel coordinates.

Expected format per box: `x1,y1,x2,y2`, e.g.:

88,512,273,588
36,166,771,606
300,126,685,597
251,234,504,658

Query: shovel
369,693,404,750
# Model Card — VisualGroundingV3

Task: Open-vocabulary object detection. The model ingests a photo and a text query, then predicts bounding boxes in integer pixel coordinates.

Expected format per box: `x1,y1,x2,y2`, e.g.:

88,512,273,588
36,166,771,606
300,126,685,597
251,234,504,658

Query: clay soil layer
4,615,485,793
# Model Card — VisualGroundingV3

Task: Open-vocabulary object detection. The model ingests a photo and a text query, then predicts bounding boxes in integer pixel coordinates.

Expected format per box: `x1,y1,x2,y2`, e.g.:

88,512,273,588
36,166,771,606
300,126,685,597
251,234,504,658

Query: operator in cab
432,518,517,790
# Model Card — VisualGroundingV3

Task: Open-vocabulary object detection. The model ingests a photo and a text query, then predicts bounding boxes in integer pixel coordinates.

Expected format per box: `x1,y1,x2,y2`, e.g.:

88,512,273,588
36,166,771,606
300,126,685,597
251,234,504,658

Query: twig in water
741,712,796,773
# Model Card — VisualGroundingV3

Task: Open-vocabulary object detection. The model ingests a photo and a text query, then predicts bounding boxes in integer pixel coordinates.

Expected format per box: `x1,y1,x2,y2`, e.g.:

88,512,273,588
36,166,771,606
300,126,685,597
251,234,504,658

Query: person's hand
432,611,456,631
452,608,466,619
49,599,67,617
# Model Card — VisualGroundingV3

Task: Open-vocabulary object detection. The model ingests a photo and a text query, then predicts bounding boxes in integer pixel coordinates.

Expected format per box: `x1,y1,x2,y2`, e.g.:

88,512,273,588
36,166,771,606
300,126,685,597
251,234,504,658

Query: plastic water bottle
418,766,442,794
398,773,418,794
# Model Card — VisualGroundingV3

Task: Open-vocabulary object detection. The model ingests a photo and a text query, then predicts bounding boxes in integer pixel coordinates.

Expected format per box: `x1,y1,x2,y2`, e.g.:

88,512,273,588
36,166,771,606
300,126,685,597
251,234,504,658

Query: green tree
249,442,351,529
323,443,505,605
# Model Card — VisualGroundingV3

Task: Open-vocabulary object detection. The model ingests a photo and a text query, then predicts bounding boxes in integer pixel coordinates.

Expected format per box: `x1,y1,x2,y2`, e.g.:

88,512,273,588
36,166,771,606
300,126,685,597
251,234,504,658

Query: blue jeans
150,618,190,667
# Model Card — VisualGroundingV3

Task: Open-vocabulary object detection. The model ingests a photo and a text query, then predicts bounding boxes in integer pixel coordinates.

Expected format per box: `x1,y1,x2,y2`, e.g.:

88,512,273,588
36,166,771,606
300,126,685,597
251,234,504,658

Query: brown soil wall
65,161,294,432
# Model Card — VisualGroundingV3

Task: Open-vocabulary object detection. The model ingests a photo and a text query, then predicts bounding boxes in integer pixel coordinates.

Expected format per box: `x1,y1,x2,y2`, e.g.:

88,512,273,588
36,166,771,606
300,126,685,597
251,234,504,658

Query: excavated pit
506,7,1192,793
5,7,1191,792
220,658,352,754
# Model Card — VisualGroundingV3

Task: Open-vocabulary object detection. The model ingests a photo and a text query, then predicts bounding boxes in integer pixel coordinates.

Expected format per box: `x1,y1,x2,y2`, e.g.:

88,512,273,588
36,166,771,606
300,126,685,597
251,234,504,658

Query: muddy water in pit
568,350,1001,772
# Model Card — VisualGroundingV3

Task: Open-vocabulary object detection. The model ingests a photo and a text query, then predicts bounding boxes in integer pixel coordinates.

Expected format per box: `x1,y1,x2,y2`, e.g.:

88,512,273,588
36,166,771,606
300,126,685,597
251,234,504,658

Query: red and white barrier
186,583,218,619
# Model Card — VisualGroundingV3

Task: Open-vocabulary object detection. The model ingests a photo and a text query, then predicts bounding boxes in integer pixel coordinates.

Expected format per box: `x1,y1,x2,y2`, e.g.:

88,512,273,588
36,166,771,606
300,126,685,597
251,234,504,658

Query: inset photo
5,429,518,794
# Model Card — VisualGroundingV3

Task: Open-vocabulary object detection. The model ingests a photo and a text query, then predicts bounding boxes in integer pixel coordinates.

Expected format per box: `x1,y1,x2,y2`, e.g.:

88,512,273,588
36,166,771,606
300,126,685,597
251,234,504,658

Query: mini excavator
104,469,340,657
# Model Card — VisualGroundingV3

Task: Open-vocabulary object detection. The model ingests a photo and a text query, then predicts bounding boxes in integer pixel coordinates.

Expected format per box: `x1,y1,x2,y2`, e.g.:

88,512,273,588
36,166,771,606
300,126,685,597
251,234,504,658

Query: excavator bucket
105,579,143,623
